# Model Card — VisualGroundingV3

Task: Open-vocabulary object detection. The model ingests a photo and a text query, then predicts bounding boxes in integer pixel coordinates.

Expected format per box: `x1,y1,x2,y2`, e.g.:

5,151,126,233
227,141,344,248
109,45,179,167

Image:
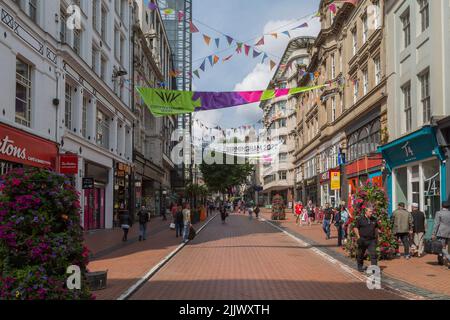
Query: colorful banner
137,85,327,117
330,170,341,190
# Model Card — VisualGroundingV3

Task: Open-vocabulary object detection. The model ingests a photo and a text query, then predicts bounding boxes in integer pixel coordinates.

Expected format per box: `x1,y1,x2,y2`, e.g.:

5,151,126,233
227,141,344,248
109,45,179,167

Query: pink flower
11,179,21,186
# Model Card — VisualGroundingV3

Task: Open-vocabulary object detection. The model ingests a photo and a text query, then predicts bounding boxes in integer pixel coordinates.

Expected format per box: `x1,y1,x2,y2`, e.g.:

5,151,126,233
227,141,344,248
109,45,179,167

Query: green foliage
0,168,93,300
345,182,398,260
199,161,254,194
271,194,286,220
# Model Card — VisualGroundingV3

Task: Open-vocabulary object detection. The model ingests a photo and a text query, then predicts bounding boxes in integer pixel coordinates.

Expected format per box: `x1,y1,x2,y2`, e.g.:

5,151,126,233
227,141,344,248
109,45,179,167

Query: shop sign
59,154,78,174
320,171,330,183
0,123,57,168
305,177,316,186
330,170,341,190
82,178,94,189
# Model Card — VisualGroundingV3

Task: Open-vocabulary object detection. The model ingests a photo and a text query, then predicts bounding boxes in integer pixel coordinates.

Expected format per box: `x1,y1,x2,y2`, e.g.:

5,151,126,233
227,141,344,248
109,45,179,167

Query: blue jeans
183,223,190,241
175,222,183,237
323,219,331,238
139,223,147,240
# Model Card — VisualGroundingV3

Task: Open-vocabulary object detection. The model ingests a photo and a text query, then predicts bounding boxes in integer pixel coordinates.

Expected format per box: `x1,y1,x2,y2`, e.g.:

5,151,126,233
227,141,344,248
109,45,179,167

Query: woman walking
120,210,133,242
220,203,228,224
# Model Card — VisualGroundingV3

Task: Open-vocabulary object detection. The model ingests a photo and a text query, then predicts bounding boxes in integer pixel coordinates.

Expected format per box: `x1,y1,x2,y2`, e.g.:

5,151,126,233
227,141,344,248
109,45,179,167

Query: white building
0,0,136,230
381,0,450,233
259,37,315,207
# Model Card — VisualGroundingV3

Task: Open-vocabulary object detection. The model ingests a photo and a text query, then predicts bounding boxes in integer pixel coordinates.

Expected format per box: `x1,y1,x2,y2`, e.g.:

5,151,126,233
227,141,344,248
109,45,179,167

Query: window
418,0,429,32
331,53,336,79
279,135,287,145
101,5,107,41
353,78,359,103
64,83,73,130
401,9,411,49
82,97,88,138
29,0,38,23
60,10,67,42
362,14,368,44
363,68,369,95
331,96,336,122
92,46,99,74
279,153,288,163
92,0,98,31
374,56,381,85
420,69,431,123
101,55,107,80
373,0,381,29
402,82,412,132
96,109,110,149
15,58,32,127
278,118,286,128
279,171,287,180
348,119,381,161
352,28,357,56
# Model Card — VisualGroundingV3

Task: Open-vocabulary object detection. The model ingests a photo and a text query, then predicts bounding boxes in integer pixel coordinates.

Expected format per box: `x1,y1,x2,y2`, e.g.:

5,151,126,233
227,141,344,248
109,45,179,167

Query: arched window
369,119,381,152
358,127,370,157
348,133,358,161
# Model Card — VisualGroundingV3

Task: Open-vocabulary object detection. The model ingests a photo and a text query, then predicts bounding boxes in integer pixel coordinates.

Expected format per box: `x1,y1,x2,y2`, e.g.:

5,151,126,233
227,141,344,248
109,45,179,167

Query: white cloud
234,63,273,91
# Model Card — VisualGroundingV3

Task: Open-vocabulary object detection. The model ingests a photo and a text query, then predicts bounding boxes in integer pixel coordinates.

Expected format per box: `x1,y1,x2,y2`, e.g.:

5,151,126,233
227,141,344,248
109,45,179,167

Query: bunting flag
213,55,220,65
199,60,206,71
226,35,234,45
203,34,211,46
236,42,243,54
215,38,220,48
147,1,157,10
293,22,309,29
177,11,185,22
244,44,251,56
193,70,200,78
190,21,199,33
282,31,291,37
270,60,276,71
208,55,214,66
329,3,337,14
262,53,269,63
270,33,278,39
253,50,262,58
136,84,327,117
163,8,174,15
223,54,233,62
255,36,265,46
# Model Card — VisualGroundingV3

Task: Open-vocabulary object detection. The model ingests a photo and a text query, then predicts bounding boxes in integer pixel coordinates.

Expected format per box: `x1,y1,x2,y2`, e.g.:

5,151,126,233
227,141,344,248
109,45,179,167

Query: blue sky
191,0,321,130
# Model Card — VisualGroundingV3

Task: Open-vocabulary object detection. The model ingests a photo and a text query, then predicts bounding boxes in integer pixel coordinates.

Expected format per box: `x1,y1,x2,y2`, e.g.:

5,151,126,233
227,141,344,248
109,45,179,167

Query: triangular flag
208,55,213,66
163,8,174,15
189,21,199,33
213,55,219,65
199,60,206,72
215,38,220,48
293,22,308,29
255,36,265,46
223,54,233,62
226,35,234,45
236,42,243,53
203,34,211,46
329,4,337,14
193,70,200,78
270,33,278,39
244,44,251,56
270,60,276,70
282,31,290,37
253,50,262,58
262,53,268,63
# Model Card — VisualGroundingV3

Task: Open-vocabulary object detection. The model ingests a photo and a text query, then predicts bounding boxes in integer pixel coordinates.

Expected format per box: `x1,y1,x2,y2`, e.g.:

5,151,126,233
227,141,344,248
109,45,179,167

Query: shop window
395,167,408,206
423,159,440,219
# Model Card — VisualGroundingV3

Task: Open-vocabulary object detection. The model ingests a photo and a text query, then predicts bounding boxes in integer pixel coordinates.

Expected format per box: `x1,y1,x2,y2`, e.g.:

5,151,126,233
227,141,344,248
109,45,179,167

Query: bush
0,168,93,300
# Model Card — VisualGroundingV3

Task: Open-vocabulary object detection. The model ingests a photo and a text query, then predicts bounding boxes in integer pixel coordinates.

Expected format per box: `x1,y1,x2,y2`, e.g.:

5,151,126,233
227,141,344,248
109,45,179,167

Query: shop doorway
84,187,105,230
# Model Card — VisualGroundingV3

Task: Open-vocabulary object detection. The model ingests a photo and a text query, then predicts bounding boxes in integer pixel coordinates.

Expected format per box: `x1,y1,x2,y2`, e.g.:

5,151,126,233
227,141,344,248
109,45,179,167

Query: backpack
138,211,148,224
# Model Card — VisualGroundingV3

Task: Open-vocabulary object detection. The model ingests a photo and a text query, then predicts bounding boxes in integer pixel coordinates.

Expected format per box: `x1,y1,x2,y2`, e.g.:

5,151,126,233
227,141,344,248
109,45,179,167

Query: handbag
188,226,196,240
169,222,176,230
424,239,443,255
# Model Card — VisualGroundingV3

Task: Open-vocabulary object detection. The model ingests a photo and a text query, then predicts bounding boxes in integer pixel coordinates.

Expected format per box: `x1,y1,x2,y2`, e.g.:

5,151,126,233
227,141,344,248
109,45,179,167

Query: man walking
322,203,334,240
411,203,427,257
392,202,413,259
432,202,450,267
353,204,379,272
175,204,184,238
182,203,191,243
137,206,149,241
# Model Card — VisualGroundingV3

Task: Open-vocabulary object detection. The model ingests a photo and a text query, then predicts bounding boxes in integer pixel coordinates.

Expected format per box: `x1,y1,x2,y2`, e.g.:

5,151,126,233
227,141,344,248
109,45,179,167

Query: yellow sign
330,170,341,190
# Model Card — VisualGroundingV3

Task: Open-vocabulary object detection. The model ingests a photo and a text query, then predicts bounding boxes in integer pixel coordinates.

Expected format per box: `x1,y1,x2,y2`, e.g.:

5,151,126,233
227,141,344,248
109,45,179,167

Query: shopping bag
188,226,196,240
424,239,443,255
169,223,176,230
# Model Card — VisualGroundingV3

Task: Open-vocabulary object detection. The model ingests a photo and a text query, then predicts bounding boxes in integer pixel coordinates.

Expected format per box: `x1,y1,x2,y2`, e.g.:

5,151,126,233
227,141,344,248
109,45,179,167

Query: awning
378,126,444,170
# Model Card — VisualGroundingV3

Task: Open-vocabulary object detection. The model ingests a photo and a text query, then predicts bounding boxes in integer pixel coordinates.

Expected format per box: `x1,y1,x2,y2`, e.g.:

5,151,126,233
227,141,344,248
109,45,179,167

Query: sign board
330,170,341,190
59,154,78,174
82,178,94,189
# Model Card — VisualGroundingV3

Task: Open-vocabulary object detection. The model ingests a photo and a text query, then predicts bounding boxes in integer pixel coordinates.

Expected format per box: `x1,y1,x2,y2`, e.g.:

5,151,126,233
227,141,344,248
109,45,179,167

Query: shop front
113,162,132,227
346,154,383,208
320,168,341,207
0,123,58,175
83,162,109,231
303,176,318,205
379,126,445,237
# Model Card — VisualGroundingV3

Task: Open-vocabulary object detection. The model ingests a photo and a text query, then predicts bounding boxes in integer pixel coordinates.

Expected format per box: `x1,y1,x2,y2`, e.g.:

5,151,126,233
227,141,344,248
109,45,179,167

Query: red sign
346,155,383,176
59,154,79,174
0,123,57,168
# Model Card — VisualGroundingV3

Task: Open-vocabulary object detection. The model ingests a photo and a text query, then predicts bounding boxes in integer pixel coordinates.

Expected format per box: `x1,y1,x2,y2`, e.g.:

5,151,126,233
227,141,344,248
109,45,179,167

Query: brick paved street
259,209,450,299
130,213,403,300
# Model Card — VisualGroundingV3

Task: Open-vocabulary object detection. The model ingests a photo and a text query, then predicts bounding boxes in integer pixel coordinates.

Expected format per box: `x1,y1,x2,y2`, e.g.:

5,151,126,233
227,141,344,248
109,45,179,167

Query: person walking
353,204,379,272
175,204,184,238
254,205,260,219
248,204,253,220
182,203,191,243
295,202,303,225
411,203,427,257
322,203,334,240
120,210,133,242
340,204,350,243
334,207,343,247
137,206,149,241
306,201,315,224
432,202,450,267
220,203,228,224
392,202,413,259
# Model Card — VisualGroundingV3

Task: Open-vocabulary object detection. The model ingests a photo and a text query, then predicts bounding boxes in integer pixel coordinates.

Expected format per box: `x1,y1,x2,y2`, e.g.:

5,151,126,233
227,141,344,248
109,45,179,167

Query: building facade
133,0,176,217
259,37,315,208
380,0,450,235
294,0,387,208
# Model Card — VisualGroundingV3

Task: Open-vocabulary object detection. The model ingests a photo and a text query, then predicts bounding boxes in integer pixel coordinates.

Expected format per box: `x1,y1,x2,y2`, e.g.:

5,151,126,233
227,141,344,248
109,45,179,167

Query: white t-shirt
182,209,191,225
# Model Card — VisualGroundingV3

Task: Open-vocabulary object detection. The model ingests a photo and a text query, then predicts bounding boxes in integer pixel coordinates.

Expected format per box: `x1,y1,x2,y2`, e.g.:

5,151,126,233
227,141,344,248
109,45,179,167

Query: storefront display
379,126,446,237
114,162,131,227
84,162,109,230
